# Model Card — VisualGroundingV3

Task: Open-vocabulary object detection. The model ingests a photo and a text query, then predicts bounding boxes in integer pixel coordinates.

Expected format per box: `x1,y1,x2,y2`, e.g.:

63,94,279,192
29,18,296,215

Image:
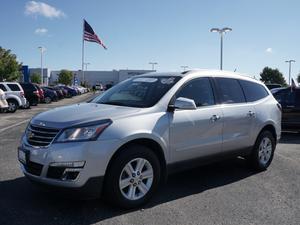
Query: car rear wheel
24,101,30,109
7,99,18,113
248,130,275,171
104,144,161,209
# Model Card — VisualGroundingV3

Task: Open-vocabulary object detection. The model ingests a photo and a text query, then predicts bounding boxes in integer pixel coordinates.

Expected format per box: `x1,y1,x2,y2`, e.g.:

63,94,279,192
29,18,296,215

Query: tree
260,67,287,86
58,69,72,85
297,73,300,84
30,72,41,84
0,47,22,81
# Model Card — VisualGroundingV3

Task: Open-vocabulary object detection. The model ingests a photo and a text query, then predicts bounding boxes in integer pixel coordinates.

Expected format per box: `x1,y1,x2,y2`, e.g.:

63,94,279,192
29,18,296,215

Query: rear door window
215,78,246,104
7,84,21,91
239,80,269,102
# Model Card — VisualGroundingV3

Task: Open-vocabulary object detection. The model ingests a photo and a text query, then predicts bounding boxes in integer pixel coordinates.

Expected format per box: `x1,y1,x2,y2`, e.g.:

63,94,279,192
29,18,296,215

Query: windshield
91,76,181,107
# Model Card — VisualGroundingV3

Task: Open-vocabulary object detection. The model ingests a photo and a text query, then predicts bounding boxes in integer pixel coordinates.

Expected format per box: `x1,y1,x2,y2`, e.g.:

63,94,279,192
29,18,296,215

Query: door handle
210,115,220,122
247,111,255,117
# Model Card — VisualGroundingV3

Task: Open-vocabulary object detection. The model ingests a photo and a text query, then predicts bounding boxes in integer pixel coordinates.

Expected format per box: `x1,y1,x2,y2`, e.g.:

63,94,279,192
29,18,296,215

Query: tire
44,97,52,104
31,100,38,106
248,130,276,171
24,101,30,109
6,99,18,113
104,144,161,209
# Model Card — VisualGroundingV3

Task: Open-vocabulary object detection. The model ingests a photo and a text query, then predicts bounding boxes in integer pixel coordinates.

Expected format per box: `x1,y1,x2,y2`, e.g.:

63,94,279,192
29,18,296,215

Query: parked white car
0,88,8,112
0,82,28,112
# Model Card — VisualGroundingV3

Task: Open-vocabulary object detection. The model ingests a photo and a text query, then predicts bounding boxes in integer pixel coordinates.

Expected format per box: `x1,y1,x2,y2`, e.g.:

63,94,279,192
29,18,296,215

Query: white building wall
49,69,154,86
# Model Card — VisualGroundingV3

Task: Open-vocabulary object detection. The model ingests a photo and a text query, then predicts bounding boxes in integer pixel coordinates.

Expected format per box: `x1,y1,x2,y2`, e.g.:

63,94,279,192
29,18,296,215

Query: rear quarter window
7,84,21,91
0,84,7,91
239,80,269,102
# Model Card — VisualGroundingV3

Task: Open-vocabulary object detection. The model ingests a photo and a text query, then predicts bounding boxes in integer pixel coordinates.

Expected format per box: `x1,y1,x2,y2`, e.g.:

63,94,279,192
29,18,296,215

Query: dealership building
22,67,154,86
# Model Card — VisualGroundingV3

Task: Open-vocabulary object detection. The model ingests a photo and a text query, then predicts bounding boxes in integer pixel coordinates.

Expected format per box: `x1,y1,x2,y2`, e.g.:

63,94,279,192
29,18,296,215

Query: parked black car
272,87,300,131
19,82,39,106
58,86,77,97
46,86,64,99
42,87,58,103
266,83,282,90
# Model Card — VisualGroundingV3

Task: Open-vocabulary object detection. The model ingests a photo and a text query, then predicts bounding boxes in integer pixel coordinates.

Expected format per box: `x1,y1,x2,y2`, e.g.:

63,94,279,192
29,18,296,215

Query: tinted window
215,78,245,104
93,76,181,108
274,90,295,105
7,84,21,91
20,83,36,91
176,78,215,107
239,80,269,102
0,84,7,91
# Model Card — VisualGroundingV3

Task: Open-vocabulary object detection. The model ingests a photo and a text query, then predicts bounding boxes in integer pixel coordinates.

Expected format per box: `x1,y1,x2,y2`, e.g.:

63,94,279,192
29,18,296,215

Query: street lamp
149,62,158,71
38,46,46,85
83,62,90,71
210,27,232,70
285,60,296,85
181,66,189,71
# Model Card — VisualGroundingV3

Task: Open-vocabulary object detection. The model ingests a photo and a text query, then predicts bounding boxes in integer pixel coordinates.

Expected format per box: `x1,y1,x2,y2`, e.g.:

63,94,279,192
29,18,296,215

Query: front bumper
18,138,120,197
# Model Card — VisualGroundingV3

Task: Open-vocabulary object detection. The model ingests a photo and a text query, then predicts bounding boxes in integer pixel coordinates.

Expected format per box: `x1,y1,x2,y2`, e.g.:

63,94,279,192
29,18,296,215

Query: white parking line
0,119,30,134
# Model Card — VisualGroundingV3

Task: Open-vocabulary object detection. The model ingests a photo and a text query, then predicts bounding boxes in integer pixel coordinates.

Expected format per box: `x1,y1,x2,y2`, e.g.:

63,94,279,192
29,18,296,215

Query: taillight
33,90,40,97
20,91,24,97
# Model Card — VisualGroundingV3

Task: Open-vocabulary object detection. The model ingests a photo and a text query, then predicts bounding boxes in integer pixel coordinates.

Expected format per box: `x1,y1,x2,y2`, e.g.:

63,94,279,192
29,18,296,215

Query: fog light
50,161,85,168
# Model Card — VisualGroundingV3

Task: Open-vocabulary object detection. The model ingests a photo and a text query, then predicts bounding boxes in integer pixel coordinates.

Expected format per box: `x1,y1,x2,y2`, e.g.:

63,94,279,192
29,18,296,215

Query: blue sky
1,0,299,81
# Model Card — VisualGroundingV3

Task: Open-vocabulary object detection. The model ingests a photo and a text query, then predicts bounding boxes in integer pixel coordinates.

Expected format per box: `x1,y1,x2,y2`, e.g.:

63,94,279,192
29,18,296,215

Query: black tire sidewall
104,145,161,209
251,130,276,171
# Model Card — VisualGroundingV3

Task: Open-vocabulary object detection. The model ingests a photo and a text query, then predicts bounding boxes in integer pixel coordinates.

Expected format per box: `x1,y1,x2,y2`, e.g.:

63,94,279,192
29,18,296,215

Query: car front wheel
104,144,161,209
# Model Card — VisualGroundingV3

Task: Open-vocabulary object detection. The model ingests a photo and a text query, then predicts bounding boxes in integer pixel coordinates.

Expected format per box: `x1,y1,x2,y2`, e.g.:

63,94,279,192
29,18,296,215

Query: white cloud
35,28,48,35
265,48,273,53
25,1,65,19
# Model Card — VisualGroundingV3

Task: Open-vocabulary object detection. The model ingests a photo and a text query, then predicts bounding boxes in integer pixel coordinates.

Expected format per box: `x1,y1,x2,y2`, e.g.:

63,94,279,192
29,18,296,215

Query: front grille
25,160,43,176
27,124,60,147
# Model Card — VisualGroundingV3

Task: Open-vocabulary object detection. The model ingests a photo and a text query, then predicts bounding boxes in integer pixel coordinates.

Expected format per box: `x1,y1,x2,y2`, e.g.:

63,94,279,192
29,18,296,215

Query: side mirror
170,97,197,110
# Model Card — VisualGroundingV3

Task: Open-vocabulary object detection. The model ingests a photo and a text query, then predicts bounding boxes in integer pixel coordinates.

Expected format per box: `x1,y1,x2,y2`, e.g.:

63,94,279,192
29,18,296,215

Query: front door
169,77,223,163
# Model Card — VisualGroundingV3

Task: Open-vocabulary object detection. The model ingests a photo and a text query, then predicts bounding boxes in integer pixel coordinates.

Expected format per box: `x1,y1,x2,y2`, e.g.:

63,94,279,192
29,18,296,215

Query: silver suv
18,70,281,208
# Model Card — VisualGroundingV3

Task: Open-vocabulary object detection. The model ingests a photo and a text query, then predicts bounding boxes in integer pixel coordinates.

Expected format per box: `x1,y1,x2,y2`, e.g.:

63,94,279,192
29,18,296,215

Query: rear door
214,78,256,152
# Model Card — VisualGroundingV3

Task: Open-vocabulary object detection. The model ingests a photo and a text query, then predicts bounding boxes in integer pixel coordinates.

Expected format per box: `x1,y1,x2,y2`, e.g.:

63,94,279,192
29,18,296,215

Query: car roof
139,69,261,84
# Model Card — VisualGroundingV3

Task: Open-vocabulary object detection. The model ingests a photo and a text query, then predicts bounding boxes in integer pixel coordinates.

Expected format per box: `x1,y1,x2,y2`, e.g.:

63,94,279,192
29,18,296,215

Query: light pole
149,62,158,71
38,46,46,85
83,62,90,71
181,66,188,71
285,60,295,85
210,27,232,70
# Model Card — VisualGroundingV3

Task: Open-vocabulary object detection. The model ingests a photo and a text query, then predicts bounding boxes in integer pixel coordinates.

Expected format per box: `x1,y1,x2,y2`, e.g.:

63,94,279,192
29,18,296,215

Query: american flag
83,19,107,50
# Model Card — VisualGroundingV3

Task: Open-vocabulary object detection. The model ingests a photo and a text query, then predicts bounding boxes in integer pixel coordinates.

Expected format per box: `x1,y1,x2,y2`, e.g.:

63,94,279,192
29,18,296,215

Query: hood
31,103,141,129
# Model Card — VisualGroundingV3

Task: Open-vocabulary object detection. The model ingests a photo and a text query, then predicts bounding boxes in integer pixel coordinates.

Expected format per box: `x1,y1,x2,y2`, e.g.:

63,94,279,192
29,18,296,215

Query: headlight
55,120,111,143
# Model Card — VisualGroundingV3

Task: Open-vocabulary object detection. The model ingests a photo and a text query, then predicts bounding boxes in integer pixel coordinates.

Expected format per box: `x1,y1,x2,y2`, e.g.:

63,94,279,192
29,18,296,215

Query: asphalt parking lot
0,95,299,225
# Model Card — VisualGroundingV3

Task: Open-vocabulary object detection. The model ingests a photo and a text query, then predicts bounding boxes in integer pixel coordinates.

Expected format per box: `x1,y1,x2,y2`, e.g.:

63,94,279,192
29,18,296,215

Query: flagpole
82,19,85,85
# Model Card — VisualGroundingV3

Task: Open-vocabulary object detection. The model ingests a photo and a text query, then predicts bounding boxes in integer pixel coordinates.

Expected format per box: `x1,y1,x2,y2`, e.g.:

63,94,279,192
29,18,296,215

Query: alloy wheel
258,137,272,165
119,158,154,201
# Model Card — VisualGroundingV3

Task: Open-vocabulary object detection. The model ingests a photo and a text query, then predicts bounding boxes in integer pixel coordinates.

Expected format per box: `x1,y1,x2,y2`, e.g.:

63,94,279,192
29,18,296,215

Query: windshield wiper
99,101,131,106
